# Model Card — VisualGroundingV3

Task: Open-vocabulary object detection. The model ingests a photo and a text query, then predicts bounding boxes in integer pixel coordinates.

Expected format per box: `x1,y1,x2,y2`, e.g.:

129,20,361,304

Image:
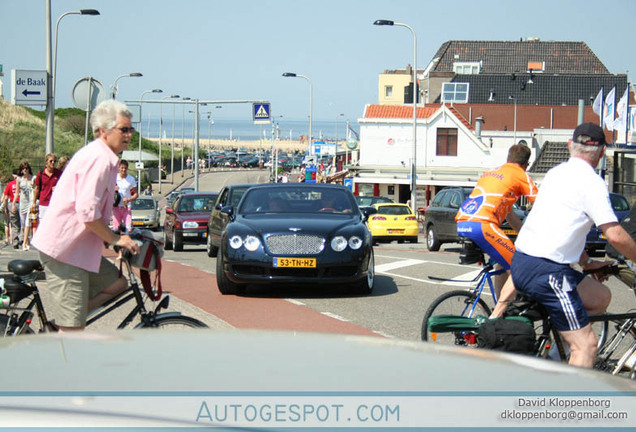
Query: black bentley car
215,183,377,295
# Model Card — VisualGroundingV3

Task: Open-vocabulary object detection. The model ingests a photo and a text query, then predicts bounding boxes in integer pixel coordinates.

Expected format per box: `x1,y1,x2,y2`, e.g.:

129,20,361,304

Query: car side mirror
165,208,173,214
361,207,377,221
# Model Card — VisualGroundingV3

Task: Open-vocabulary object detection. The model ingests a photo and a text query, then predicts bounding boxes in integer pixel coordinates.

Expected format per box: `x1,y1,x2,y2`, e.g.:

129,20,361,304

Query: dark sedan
215,184,377,295
163,192,218,251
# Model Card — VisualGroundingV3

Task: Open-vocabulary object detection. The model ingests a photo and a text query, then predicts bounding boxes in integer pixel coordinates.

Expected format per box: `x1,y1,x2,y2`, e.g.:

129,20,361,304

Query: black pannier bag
459,240,483,265
477,317,536,355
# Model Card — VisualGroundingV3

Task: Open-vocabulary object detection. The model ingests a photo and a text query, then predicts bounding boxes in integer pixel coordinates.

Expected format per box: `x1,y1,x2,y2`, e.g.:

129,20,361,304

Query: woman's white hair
90,99,132,135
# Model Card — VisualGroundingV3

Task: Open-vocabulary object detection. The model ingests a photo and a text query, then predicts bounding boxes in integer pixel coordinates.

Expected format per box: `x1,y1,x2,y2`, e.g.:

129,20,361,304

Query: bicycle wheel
421,290,492,345
135,314,209,329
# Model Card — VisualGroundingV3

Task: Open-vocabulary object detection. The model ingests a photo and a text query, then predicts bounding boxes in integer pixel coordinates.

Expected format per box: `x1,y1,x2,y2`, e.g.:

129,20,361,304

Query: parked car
367,203,419,244
586,192,631,256
215,183,377,295
206,184,254,257
163,192,218,251
131,196,160,230
423,187,527,251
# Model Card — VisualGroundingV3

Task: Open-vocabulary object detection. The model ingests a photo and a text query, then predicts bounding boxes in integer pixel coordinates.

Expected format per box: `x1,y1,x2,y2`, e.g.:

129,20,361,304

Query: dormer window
453,61,481,75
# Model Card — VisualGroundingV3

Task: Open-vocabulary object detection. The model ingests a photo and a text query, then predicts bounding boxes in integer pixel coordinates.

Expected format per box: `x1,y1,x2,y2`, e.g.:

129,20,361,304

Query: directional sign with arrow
11,69,47,106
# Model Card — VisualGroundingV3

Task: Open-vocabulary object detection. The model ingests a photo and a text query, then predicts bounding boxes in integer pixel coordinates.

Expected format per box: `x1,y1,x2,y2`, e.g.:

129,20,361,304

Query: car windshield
132,199,155,210
178,195,216,212
376,205,411,215
240,187,355,214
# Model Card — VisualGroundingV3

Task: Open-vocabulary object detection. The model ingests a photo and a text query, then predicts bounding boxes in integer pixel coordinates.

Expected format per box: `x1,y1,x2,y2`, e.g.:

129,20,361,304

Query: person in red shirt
1,169,21,248
32,153,62,222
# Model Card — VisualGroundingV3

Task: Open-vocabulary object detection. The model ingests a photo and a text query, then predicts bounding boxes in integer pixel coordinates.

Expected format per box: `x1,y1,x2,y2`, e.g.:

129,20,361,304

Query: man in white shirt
112,159,138,232
511,123,636,368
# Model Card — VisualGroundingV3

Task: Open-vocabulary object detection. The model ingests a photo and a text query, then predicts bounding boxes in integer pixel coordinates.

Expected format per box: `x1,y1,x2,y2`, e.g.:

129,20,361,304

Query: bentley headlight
331,236,348,252
349,236,363,250
244,235,261,251
182,221,199,229
229,235,243,249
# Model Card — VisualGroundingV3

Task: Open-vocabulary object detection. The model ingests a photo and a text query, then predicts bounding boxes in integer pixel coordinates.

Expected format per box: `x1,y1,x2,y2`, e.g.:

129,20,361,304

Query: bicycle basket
0,275,32,304
459,241,484,265
427,314,485,333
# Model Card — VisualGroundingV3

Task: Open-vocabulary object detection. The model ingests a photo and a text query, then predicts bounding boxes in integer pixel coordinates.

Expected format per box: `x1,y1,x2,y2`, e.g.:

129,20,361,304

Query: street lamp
181,97,191,177
138,89,162,184
282,72,312,159
45,6,100,155
159,94,180,193
110,72,142,99
509,95,517,144
374,19,419,211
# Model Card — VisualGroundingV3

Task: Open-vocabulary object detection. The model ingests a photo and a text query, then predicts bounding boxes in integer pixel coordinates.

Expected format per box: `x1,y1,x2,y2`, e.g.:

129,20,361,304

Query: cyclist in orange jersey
456,144,537,305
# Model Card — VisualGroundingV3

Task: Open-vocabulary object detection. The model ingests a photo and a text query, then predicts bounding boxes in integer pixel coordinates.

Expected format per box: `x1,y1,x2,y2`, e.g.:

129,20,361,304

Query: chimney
475,116,485,139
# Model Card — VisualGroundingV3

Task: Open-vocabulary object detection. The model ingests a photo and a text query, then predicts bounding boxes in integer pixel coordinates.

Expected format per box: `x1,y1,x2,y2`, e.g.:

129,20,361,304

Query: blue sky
2,0,635,123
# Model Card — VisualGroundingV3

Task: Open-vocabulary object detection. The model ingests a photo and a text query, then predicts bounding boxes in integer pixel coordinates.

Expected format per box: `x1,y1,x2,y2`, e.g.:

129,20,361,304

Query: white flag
614,88,629,134
592,88,603,117
603,86,616,130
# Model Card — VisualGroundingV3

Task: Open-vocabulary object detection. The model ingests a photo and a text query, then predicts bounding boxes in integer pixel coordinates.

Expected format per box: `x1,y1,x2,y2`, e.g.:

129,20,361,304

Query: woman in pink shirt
31,100,139,331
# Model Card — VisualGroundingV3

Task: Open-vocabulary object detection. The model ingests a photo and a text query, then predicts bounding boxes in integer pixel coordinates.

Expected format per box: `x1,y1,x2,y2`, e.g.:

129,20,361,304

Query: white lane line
375,258,426,273
321,312,350,322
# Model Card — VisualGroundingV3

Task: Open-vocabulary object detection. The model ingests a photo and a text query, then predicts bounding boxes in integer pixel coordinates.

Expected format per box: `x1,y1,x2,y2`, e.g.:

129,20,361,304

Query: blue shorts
511,251,588,331
457,221,514,270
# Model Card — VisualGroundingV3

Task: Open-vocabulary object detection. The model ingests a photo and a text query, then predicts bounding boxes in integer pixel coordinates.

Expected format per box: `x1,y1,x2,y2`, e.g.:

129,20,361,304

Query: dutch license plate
274,257,316,268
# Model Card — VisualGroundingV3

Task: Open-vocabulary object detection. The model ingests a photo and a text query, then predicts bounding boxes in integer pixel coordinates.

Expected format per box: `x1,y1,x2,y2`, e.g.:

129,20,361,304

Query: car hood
237,214,361,235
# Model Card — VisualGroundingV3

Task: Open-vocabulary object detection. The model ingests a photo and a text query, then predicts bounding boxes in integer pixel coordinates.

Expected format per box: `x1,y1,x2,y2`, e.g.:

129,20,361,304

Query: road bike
0,235,208,335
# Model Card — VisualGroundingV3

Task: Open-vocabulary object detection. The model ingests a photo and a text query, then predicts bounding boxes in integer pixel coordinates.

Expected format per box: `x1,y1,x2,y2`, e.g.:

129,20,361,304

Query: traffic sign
11,69,47,106
253,103,271,124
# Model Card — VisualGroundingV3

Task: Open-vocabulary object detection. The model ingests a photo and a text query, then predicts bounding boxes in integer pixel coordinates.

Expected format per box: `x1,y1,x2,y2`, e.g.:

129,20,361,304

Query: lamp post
110,72,142,99
374,19,419,211
138,89,162,184
159,95,179,193
282,72,312,160
181,97,191,177
45,6,100,155
509,94,517,144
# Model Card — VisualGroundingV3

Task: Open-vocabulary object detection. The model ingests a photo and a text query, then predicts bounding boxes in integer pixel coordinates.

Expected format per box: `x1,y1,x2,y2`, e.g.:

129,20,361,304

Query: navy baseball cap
572,123,607,146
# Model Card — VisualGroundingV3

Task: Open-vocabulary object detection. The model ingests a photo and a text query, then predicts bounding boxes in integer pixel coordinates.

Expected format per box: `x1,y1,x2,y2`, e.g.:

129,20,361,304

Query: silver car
131,196,160,230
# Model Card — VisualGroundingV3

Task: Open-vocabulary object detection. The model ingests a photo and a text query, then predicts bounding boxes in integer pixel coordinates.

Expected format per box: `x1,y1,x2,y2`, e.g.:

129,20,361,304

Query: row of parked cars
421,186,631,256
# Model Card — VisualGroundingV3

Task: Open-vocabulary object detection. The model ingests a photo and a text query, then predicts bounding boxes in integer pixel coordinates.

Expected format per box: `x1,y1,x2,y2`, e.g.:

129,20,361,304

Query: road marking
321,312,350,322
375,258,425,273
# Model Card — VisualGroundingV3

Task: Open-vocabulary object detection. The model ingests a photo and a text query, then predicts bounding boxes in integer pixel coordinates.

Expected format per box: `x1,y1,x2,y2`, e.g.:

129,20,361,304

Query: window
436,128,458,156
453,62,481,75
385,85,393,98
441,82,469,103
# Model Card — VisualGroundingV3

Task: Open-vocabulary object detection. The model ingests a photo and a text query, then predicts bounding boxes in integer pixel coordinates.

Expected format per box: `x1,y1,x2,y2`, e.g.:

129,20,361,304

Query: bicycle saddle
8,260,43,276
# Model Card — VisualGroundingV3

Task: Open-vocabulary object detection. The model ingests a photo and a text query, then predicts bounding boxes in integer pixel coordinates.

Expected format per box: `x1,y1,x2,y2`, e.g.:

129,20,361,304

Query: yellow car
367,203,419,244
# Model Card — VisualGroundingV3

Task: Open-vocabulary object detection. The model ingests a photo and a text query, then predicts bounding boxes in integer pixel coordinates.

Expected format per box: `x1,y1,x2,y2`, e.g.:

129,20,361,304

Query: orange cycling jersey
456,163,537,225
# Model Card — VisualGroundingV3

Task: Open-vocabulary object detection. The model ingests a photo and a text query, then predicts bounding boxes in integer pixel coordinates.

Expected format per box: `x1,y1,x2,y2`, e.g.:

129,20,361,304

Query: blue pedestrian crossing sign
253,103,271,124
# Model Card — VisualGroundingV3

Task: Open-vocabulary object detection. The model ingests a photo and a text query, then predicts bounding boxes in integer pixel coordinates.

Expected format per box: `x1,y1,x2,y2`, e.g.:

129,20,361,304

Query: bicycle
420,240,506,344
0,233,208,335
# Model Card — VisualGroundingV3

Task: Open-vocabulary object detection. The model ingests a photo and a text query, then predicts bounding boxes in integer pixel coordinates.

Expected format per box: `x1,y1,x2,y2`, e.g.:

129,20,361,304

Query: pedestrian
510,123,636,368
112,159,138,233
1,170,19,246
13,160,35,251
57,156,69,173
3,169,21,248
456,144,537,310
142,185,153,196
32,153,62,222
31,99,140,331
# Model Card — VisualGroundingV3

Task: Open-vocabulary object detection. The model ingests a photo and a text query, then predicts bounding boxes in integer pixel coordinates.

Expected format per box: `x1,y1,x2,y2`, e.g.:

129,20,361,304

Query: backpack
477,317,536,355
